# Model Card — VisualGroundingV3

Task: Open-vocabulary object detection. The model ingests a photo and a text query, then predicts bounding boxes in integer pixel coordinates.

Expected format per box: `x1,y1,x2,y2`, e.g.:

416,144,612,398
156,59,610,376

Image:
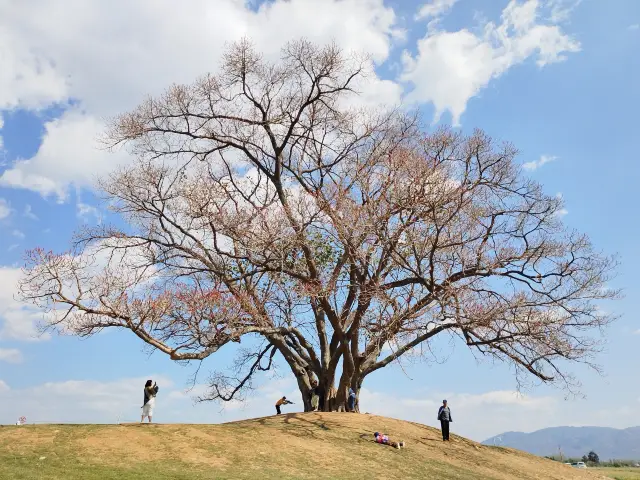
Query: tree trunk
279,342,365,413
294,373,314,412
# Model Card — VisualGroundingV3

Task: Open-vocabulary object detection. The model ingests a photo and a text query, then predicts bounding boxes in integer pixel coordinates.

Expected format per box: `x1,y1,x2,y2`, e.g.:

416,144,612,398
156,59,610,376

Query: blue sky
0,0,639,441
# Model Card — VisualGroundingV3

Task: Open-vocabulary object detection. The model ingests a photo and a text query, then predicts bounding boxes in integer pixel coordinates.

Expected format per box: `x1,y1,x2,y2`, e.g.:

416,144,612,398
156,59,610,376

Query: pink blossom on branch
19,39,618,411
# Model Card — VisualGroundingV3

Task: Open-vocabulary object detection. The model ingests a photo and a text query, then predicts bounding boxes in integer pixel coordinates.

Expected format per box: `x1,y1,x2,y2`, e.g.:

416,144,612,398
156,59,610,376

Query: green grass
593,468,640,480
0,414,607,479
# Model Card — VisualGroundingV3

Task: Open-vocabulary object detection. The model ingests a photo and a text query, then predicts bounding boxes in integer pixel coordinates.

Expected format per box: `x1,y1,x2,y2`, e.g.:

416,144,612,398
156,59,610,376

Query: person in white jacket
141,380,159,423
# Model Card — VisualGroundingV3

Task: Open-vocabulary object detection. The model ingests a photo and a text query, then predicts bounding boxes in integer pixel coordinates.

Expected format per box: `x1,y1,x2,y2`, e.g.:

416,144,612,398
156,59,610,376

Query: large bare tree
20,39,618,412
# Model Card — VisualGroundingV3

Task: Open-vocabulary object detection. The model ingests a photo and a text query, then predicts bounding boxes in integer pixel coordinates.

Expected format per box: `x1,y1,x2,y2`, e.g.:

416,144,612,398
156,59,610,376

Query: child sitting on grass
374,432,406,449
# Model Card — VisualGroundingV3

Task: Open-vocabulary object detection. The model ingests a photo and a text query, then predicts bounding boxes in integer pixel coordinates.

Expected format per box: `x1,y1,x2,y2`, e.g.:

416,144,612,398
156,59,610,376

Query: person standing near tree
141,379,159,423
437,399,452,441
310,381,321,411
348,387,357,412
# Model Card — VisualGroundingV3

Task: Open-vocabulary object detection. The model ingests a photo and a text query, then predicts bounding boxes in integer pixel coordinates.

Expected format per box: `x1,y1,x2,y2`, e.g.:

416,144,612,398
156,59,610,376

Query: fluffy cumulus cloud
0,0,399,116
0,374,299,425
402,0,581,124
0,27,68,111
0,111,132,201
0,375,174,424
415,0,459,20
0,0,582,199
0,267,49,341
360,388,558,440
0,0,401,200
361,387,640,440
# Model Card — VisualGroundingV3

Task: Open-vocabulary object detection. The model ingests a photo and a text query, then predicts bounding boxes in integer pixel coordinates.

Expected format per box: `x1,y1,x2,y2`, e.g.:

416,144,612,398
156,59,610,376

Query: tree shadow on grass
246,413,335,439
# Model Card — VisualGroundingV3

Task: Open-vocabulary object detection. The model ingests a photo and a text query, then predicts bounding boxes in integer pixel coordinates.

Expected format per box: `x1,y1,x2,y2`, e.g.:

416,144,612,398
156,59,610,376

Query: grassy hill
0,412,614,479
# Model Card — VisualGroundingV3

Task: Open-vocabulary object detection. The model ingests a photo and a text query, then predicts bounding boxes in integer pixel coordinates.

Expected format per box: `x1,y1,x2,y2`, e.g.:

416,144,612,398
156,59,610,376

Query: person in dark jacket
316,384,325,411
437,399,452,441
141,379,159,423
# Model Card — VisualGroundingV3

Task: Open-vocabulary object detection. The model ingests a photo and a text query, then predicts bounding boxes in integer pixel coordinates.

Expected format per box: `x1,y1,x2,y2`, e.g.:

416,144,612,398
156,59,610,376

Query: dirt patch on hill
0,426,59,452
76,425,230,468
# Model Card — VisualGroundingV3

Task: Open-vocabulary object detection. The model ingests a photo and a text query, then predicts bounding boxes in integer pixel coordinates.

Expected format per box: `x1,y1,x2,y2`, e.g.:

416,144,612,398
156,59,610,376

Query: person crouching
275,396,294,415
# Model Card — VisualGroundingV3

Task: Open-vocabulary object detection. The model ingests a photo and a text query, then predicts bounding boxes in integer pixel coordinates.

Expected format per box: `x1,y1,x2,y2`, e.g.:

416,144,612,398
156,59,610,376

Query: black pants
441,420,450,440
276,405,281,415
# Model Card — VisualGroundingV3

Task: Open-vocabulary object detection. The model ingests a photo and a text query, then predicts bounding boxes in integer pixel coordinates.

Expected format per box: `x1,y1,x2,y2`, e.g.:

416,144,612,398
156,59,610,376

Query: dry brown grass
0,413,617,479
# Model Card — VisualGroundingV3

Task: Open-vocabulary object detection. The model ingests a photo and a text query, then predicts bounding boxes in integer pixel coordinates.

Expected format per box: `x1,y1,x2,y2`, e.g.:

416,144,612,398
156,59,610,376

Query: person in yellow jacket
275,396,294,415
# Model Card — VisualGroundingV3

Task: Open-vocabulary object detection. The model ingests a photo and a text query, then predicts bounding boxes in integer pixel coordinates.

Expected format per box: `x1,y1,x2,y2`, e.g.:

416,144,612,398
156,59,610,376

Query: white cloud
0,266,49,341
522,154,558,171
12,229,25,239
0,198,11,219
0,371,635,441
0,374,298,425
0,1,584,197
401,0,580,124
547,0,582,23
0,112,4,152
0,0,401,200
415,0,458,21
551,193,568,217
633,329,640,335
0,375,173,424
1,0,399,115
359,388,560,440
0,24,68,111
77,201,102,224
452,390,555,409
629,24,640,31
360,387,640,440
23,204,38,220
0,348,23,364
0,111,133,201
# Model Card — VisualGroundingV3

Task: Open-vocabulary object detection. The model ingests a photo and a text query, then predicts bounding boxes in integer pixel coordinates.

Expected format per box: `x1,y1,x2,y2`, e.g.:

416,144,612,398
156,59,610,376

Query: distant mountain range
482,426,640,460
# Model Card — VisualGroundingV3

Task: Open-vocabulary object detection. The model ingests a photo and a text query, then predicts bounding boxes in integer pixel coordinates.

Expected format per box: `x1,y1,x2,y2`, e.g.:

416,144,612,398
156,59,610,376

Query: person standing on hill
310,381,321,411
348,387,357,412
275,396,293,415
437,399,452,441
141,379,159,423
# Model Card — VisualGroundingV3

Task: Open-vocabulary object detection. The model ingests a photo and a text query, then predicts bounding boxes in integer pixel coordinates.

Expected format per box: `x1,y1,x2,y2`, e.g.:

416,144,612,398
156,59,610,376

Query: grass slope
597,469,640,480
0,413,613,479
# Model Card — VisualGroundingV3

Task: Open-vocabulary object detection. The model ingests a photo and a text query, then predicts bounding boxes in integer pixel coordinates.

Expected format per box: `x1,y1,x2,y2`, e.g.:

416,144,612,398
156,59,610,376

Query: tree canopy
19,39,618,411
